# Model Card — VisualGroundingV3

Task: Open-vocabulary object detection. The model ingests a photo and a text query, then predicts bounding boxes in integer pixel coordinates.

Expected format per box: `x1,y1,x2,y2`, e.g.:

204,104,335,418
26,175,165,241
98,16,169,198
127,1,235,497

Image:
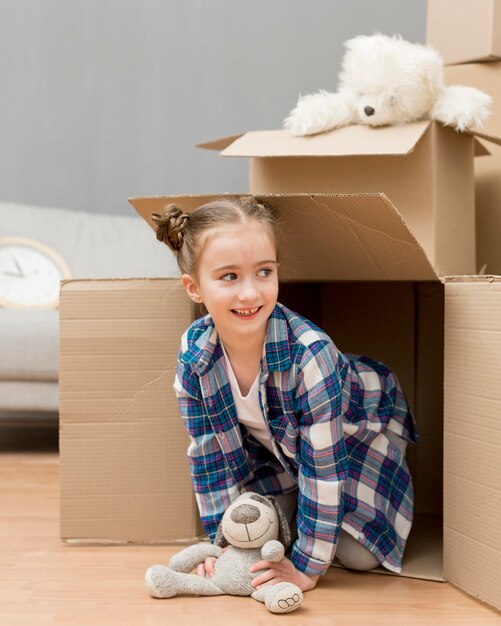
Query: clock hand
2,270,23,278
12,256,25,278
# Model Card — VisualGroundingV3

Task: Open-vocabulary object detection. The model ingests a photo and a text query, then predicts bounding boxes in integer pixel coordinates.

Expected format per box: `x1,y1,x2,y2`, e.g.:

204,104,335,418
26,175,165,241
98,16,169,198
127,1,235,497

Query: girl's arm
174,361,241,541
290,340,351,577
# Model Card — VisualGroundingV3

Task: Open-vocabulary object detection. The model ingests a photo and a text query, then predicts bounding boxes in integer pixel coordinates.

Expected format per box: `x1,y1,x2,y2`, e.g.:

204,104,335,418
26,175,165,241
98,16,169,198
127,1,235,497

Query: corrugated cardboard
445,61,501,274
427,0,501,65
198,121,493,276
130,193,438,281
413,283,444,519
59,278,204,543
443,276,501,611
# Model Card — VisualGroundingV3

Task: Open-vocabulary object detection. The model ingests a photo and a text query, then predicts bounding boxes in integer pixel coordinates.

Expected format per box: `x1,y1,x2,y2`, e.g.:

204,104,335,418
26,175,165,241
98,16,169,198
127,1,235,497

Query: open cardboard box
427,0,501,65
198,121,501,278
60,193,501,611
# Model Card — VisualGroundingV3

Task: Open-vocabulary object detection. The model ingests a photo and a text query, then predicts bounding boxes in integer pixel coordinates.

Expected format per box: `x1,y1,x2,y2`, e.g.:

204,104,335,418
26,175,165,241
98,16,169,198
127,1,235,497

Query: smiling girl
152,197,418,593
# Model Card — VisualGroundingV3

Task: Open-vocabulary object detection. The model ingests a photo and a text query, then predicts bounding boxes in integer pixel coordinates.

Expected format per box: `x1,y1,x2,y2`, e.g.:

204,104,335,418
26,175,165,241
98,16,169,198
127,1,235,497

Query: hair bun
151,205,190,252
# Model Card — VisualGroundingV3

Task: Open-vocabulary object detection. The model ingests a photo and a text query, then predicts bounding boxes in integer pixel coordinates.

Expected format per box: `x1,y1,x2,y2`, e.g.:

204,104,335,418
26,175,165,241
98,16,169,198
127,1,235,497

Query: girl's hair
151,196,280,275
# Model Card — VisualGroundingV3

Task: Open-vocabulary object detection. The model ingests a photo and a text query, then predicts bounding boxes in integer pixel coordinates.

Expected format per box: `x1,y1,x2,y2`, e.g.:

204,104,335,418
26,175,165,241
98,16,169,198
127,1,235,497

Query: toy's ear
266,495,292,549
213,521,229,548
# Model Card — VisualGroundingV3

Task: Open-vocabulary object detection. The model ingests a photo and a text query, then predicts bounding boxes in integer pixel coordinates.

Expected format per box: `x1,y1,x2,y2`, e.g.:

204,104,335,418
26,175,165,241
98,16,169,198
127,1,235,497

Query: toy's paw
261,540,284,562
284,90,353,136
432,85,492,131
145,565,178,599
265,582,303,614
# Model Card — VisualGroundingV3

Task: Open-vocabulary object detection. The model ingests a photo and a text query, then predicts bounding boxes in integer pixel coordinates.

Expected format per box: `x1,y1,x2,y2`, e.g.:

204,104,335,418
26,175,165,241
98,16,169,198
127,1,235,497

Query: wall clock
0,237,71,308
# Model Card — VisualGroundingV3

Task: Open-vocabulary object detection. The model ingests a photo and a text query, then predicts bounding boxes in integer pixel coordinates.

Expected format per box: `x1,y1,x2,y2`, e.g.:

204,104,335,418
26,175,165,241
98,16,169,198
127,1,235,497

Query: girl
152,196,418,593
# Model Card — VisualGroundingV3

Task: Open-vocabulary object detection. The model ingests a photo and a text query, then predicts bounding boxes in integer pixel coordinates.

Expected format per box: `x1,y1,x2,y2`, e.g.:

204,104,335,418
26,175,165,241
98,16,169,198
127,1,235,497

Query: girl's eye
221,273,237,282
258,268,273,278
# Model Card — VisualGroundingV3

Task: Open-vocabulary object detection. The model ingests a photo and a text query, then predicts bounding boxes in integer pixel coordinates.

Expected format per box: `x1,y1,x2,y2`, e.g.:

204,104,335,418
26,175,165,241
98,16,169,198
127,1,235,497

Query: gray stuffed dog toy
145,492,304,614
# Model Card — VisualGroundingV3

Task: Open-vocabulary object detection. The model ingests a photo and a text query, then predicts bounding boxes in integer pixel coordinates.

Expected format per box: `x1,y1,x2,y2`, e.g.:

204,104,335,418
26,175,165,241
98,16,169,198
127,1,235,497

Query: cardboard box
60,193,501,610
59,279,204,544
60,276,443,574
445,61,501,274
198,121,495,277
427,0,501,64
443,277,501,610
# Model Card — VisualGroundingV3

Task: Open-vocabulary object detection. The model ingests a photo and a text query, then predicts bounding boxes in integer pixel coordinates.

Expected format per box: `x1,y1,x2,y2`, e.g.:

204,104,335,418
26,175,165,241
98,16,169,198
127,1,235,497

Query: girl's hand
196,556,217,578
249,556,320,592
195,545,230,578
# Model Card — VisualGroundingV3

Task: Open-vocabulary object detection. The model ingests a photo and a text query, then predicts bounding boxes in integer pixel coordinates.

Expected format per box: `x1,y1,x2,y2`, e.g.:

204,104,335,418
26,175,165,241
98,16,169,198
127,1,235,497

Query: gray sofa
0,201,178,414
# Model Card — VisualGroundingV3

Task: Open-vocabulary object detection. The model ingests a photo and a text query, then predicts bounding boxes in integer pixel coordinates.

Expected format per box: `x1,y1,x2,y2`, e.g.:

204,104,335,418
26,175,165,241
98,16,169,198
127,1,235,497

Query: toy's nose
364,106,375,117
230,504,260,524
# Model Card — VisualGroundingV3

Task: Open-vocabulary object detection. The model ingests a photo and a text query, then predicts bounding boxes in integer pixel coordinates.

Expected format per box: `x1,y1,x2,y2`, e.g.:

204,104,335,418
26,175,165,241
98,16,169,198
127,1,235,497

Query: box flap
196,133,244,151
197,122,431,158
199,122,499,157
444,276,501,611
473,139,490,156
129,193,439,282
59,278,202,543
467,129,501,148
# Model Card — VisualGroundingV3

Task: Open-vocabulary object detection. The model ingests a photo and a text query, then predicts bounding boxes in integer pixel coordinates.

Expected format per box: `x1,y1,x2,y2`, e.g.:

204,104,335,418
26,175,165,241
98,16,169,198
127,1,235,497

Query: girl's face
181,222,279,345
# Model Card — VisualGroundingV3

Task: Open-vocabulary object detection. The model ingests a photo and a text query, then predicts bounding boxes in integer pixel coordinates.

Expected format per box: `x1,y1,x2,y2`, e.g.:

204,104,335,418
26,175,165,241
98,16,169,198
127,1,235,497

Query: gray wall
0,0,426,216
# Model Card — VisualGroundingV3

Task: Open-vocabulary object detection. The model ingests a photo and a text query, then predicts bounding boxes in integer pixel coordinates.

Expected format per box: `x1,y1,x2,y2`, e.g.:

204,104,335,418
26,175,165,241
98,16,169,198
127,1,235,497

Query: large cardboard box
59,279,204,544
427,0,501,65
445,61,501,274
198,121,496,277
59,193,501,611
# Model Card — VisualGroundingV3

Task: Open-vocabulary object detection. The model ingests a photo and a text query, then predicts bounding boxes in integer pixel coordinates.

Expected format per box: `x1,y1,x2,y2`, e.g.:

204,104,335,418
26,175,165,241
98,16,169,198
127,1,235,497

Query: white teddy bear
145,492,304,614
284,33,492,136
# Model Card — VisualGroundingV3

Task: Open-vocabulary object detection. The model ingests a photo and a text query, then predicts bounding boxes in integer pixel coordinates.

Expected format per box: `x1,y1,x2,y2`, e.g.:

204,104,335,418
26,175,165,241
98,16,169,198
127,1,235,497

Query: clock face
0,237,71,308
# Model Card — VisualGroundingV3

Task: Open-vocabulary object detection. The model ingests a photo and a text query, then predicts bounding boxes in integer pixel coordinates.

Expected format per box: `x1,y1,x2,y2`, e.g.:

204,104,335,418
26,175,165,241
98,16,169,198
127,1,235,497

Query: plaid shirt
174,302,418,576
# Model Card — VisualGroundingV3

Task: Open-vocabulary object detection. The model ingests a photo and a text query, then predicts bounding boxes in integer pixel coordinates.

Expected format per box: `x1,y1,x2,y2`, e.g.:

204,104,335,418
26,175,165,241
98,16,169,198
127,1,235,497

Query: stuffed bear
284,33,492,136
145,492,304,614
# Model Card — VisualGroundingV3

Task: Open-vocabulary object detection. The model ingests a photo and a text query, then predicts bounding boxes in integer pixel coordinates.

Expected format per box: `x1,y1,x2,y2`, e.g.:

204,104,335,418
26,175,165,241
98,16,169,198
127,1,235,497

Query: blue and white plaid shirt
174,302,418,576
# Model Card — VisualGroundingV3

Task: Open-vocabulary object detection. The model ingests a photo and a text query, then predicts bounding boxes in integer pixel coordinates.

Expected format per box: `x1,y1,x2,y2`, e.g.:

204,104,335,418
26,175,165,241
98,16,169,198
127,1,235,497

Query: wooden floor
1,424,500,626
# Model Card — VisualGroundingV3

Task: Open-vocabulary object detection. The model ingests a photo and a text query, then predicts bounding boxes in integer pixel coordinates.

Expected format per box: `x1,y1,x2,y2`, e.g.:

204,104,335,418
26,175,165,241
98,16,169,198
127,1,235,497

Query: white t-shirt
221,344,408,458
221,343,275,454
